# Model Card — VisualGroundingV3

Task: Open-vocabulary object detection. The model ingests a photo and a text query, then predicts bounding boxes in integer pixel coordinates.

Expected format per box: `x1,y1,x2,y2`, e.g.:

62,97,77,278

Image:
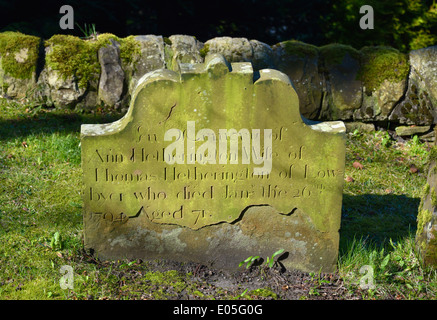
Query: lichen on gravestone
416,147,437,267
80,53,346,272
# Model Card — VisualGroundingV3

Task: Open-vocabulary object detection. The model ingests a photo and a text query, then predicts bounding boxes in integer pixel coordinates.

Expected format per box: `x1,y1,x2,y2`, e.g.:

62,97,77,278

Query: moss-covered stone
429,146,437,162
45,34,100,89
272,40,322,120
424,229,437,266
358,46,409,95
0,31,40,80
318,43,362,73
319,44,363,120
199,43,210,58
417,209,433,237
416,157,437,268
118,35,141,66
282,40,318,59
45,33,140,90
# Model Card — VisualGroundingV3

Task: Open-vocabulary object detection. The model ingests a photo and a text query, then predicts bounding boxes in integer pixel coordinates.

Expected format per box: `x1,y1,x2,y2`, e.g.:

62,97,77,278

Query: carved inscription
83,122,343,229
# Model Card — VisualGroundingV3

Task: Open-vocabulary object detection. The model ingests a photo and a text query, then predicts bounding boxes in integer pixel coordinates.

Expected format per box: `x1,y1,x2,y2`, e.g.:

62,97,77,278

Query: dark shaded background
0,0,436,51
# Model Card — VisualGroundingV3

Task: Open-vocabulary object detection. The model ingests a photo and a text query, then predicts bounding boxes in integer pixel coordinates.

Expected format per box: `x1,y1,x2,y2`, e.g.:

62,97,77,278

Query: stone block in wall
166,35,204,71
389,46,437,125
203,37,253,63
389,78,435,125
272,40,323,120
249,39,276,70
0,32,40,99
395,125,431,137
126,35,165,95
410,46,437,109
42,34,103,109
98,39,125,107
318,44,363,121
354,47,408,122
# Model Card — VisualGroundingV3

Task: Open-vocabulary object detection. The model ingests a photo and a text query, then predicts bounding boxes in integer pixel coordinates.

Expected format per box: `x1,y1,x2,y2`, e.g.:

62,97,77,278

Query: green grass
0,99,436,299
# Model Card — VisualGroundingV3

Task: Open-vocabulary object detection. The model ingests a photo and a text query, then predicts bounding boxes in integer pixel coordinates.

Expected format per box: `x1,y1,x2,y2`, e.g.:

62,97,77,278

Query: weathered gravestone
416,147,437,267
81,53,346,272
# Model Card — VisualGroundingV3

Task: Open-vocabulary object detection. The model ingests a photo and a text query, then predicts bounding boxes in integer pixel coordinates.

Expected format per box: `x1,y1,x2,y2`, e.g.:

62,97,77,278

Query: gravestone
416,147,437,267
81,54,346,272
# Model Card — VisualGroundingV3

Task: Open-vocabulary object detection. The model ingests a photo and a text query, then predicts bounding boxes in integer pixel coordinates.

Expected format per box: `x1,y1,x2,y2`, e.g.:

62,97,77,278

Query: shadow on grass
340,193,420,253
0,111,124,140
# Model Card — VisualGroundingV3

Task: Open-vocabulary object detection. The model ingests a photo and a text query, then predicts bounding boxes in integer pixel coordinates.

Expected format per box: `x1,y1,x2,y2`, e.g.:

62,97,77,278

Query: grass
1,99,436,299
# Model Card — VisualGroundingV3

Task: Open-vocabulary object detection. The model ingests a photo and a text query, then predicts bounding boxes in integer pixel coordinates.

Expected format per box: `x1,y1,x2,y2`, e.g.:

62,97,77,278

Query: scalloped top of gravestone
80,54,346,272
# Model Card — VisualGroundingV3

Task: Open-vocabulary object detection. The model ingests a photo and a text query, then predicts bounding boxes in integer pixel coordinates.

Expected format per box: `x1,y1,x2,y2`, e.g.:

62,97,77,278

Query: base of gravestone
84,204,339,273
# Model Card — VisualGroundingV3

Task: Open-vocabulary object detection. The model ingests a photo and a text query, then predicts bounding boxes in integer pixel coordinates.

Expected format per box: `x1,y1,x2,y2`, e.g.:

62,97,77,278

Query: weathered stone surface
354,47,409,121
419,130,435,143
127,35,165,95
249,39,275,70
344,121,375,133
416,148,437,267
167,35,204,70
98,39,125,107
81,54,346,272
204,37,253,63
272,40,323,120
389,78,435,125
0,32,40,99
355,78,407,121
409,46,437,108
395,125,431,137
40,54,86,108
389,47,437,125
319,44,363,120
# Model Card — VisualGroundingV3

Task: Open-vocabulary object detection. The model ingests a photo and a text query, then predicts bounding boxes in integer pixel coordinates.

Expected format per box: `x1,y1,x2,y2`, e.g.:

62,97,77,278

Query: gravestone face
81,54,346,272
416,149,437,267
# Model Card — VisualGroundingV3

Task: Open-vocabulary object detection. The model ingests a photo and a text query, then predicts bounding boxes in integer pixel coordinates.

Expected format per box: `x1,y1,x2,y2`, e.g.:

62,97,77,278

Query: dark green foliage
2,1,435,52
322,0,437,52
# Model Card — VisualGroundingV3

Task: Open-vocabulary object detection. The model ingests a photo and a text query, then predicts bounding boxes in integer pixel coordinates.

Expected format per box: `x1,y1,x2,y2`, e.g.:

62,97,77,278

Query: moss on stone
164,44,175,70
424,183,431,198
118,35,141,65
417,208,433,236
45,33,140,89
163,37,172,46
248,288,278,299
0,31,40,79
424,229,437,266
358,46,409,95
282,40,318,59
45,34,100,89
318,43,362,73
199,43,210,58
428,147,437,163
432,187,437,208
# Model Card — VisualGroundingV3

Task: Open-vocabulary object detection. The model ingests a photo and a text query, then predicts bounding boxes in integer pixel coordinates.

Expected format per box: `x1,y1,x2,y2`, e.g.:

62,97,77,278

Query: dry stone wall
1,32,437,137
